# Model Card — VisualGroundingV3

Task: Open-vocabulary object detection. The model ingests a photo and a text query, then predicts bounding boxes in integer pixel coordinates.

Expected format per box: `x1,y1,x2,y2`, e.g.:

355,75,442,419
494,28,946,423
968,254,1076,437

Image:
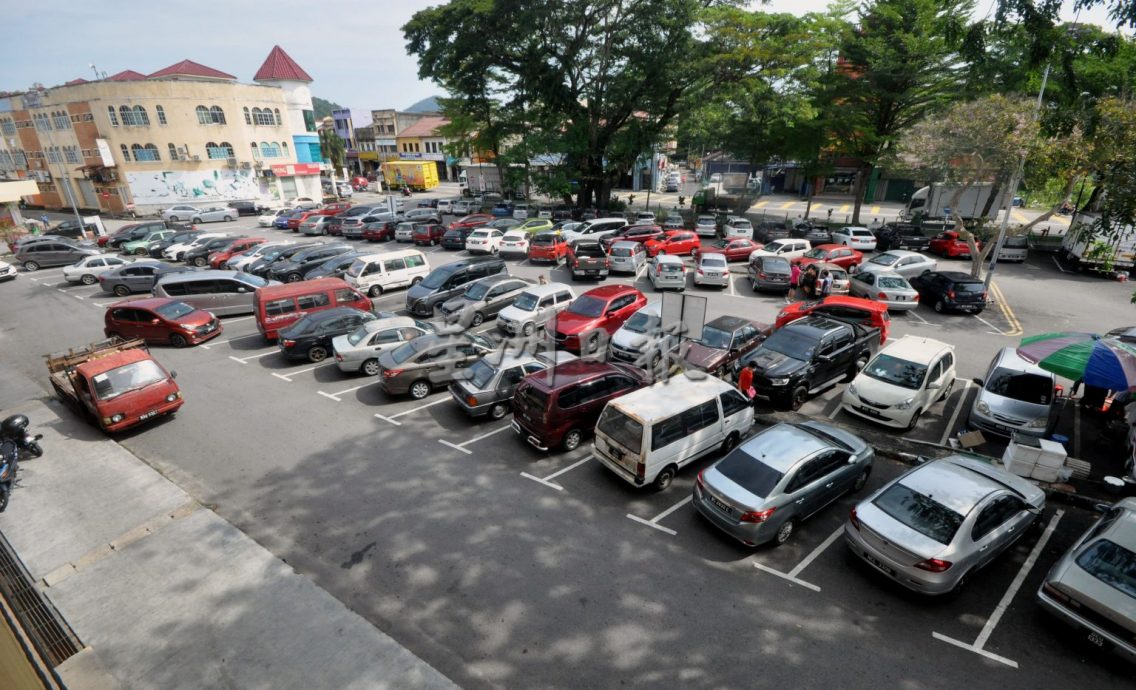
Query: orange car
774,295,890,344
288,210,322,231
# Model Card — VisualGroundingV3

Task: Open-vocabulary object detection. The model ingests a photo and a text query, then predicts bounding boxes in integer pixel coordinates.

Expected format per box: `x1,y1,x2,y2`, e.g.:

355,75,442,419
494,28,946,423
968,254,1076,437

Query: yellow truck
380,161,440,192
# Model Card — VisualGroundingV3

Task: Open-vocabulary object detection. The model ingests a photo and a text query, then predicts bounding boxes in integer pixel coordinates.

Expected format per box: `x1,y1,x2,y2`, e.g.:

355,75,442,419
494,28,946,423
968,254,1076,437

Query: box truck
380,161,440,192
1061,214,1136,271
901,184,1012,222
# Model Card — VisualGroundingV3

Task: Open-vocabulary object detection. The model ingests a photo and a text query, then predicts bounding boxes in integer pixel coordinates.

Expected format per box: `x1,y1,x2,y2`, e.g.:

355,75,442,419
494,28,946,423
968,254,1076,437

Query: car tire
362,359,381,377
844,355,868,383
307,345,329,363
113,285,131,296
368,285,383,297
287,273,302,283
586,333,600,354
561,428,583,452
789,386,808,411
720,432,739,454
938,378,954,402
772,518,797,547
905,409,922,431
470,311,485,327
170,333,188,348
411,277,423,286
933,299,946,313
852,467,871,492
522,322,535,337
192,218,202,224
80,274,97,285
409,380,431,400
653,465,677,491
0,487,8,514
488,402,508,420
193,257,207,267
134,247,148,256
22,260,40,272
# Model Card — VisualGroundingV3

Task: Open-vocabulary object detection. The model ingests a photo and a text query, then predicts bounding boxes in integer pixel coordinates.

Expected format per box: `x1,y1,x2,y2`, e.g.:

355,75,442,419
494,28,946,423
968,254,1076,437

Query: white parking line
215,332,263,345
937,380,972,445
271,361,337,382
520,454,594,491
974,314,1006,336
438,424,514,454
223,315,255,324
626,496,692,536
317,382,374,401
374,396,449,425
228,351,278,364
907,310,930,325
72,294,85,300
787,526,843,578
753,562,822,593
931,509,1064,669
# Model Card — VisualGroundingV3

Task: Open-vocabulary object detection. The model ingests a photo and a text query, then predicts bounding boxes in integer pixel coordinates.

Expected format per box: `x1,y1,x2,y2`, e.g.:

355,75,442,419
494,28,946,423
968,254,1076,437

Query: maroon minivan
511,361,649,452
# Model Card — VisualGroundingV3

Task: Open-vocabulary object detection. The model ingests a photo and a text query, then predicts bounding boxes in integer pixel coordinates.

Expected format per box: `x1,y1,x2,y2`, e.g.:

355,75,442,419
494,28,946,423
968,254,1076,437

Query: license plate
140,410,158,421
1086,630,1107,648
863,552,894,575
859,406,882,417
709,495,731,514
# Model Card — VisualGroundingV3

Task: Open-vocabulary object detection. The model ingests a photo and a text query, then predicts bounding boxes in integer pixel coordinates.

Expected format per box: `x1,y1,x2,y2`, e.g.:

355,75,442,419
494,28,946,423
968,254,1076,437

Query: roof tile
253,46,313,82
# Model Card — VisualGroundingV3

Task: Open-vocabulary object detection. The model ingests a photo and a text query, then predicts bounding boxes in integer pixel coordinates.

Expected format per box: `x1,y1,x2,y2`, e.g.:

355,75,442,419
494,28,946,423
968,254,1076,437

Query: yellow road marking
870,206,880,214
755,200,769,208
1011,211,1029,224
779,201,795,210
989,281,1023,336
839,204,850,213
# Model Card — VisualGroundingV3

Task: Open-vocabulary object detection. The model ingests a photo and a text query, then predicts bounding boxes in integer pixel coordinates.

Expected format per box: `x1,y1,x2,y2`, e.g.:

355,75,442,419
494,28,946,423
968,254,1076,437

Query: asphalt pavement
0,201,1132,688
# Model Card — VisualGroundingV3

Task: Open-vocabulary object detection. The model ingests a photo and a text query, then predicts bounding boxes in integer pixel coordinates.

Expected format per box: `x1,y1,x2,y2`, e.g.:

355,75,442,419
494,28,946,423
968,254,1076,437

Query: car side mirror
151,318,161,325
971,377,984,386
816,353,832,363
927,381,941,390
1092,502,1112,514
237,287,248,293
847,456,858,464
170,370,178,379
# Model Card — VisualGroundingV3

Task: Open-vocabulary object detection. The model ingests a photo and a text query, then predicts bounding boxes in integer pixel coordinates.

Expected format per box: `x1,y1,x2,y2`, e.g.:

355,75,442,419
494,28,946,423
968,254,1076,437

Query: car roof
989,346,1052,376
607,373,733,421
878,335,953,363
108,297,186,311
257,277,351,298
655,253,684,264
357,249,423,262
705,315,759,332
1099,498,1136,550
523,360,630,390
583,284,640,298
811,295,888,314
159,269,253,282
936,271,983,283
519,282,571,296
900,456,1024,515
740,423,833,472
876,249,923,259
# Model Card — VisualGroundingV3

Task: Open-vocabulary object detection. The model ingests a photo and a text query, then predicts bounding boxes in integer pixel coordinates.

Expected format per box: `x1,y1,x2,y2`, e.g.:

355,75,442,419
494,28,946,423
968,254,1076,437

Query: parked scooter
0,414,44,513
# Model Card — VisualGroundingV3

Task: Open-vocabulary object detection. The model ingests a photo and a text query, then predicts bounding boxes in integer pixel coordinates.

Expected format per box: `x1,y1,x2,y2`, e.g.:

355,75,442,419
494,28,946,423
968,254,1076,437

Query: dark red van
511,361,649,451
254,277,373,340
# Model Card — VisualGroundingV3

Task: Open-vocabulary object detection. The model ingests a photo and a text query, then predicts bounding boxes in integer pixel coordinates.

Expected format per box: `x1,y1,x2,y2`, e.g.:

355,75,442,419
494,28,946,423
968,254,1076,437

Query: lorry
46,338,183,433
1061,214,1136,271
901,183,1012,222
380,161,440,192
734,314,880,411
566,239,610,281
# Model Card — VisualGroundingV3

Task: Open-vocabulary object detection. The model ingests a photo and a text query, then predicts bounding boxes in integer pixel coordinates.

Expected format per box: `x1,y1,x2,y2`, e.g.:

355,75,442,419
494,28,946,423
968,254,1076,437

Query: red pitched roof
148,60,236,81
398,116,449,138
106,70,146,82
65,78,88,86
253,46,313,82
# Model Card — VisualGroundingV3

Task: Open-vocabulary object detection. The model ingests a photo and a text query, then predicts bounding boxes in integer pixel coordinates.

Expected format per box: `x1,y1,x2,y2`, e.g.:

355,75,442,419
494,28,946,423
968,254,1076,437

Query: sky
0,0,1124,119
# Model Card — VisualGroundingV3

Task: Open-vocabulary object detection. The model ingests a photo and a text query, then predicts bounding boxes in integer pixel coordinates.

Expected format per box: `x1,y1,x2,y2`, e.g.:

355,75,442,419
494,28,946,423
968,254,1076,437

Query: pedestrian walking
737,361,757,404
788,263,801,302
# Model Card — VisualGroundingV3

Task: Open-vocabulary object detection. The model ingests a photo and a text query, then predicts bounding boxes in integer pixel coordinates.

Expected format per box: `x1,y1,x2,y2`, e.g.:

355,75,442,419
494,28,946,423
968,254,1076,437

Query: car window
537,295,556,308
522,362,546,375
405,254,426,269
264,297,297,317
972,495,1027,540
384,258,406,272
501,367,525,387
786,457,822,492
720,390,749,418
684,399,720,433
1074,538,1136,598
651,412,686,450
297,293,331,310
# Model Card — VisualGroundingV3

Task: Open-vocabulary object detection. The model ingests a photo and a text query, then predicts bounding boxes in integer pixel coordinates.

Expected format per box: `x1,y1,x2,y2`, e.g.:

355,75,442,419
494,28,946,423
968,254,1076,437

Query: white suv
496,283,575,337
561,217,628,243
841,335,956,430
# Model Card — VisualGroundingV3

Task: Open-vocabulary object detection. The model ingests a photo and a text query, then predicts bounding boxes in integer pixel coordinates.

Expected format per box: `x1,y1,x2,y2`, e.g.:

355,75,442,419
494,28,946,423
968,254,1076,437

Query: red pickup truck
47,338,183,433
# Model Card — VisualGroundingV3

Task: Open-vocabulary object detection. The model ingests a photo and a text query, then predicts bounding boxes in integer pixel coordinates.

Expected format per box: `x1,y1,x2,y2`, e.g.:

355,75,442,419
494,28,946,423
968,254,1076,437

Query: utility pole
984,64,1050,290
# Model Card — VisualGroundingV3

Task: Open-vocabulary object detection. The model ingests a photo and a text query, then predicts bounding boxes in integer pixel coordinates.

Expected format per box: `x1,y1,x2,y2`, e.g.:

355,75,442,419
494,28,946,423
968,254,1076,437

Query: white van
594,374,754,490
996,235,1029,262
344,249,430,297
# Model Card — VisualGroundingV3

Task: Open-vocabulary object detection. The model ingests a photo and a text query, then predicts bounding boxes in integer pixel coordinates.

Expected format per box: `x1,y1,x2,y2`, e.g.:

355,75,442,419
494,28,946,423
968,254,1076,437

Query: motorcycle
0,414,44,513
401,187,412,197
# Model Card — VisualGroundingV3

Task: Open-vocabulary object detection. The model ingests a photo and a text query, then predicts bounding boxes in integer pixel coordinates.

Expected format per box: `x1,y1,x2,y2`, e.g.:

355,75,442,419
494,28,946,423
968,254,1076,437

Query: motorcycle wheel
28,442,43,458
0,484,9,513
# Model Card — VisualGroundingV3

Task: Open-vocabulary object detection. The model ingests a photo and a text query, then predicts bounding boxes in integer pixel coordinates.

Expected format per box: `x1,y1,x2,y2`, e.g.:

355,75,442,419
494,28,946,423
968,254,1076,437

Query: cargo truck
901,183,1012,222
1061,214,1136,271
380,161,440,192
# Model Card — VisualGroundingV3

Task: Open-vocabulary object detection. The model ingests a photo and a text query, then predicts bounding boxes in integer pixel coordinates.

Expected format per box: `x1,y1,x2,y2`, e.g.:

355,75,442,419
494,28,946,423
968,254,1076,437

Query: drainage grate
0,530,82,667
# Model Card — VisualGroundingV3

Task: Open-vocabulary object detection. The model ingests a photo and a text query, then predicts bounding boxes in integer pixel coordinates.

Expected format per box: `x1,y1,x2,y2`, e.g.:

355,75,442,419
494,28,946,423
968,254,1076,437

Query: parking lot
2,206,1133,689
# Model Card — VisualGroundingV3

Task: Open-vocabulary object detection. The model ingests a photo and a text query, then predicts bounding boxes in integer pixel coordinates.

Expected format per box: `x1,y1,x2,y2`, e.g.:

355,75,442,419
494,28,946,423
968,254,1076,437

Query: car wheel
22,260,39,272
193,257,207,267
951,569,972,594
409,380,431,400
844,355,869,383
586,333,600,354
192,218,202,224
933,299,946,313
113,285,131,296
80,274,97,285
938,378,954,402
522,322,535,337
224,215,233,222
720,432,739,454
488,402,508,420
169,333,188,348
470,311,485,327
789,386,808,411
287,273,302,283
368,285,383,297
773,518,797,547
852,467,871,493
134,247,148,256
307,345,329,363
561,428,583,451
0,487,8,514
905,409,922,431
653,465,677,491
362,359,381,377
411,277,423,286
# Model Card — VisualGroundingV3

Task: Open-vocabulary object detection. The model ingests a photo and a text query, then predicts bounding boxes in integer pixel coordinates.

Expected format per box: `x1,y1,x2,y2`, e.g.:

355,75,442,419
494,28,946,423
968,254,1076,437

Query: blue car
275,210,301,229
491,203,514,218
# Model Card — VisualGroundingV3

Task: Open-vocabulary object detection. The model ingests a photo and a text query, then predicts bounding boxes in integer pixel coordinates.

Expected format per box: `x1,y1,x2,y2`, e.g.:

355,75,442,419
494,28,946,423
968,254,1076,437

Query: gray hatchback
438,274,532,328
694,421,874,547
15,240,98,271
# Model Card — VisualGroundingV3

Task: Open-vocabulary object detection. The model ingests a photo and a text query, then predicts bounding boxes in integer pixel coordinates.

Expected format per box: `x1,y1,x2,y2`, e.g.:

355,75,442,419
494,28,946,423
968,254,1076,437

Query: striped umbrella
1017,332,1136,391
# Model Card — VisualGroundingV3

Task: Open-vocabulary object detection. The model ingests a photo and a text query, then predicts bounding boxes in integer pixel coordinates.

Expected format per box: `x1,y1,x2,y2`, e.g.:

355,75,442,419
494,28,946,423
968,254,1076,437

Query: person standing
819,269,833,297
788,263,801,302
737,361,757,403
801,265,818,299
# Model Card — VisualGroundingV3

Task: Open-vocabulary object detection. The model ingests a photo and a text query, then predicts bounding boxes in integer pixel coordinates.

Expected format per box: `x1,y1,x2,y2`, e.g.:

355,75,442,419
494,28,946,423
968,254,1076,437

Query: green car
121,229,176,255
515,218,554,235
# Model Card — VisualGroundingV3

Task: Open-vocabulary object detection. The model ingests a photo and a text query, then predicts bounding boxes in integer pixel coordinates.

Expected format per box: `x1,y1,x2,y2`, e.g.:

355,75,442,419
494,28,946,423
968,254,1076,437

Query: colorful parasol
1017,332,1136,391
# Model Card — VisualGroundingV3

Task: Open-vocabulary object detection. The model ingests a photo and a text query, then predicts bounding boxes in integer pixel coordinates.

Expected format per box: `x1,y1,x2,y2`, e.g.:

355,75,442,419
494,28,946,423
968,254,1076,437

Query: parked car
514,219,554,235
792,222,832,245
337,209,389,238
774,295,891,344
288,197,320,210
120,229,176,256
148,229,202,259
275,209,306,229
683,316,768,377
362,219,398,243
104,297,222,347
512,360,650,451
258,208,289,227
929,230,978,258
601,224,664,251
411,222,447,247
865,250,937,279
160,205,205,223
465,227,505,254
402,208,442,224
841,335,956,430
1037,497,1136,661
269,244,353,283
288,210,322,231
0,259,17,282
694,238,762,263
755,220,792,243
378,332,495,399
876,224,931,252
344,249,430,297
695,421,874,546
499,229,530,258
319,201,353,218
15,240,98,271
634,211,657,224
449,213,494,232
496,283,575,337
64,255,148,285
333,316,436,376
608,301,676,368
440,226,476,250
394,222,418,242
649,254,687,291
723,217,753,239
184,236,246,267
439,274,533,327
694,215,719,237
552,285,647,354
560,217,628,243
749,238,811,262
848,268,920,311
450,349,576,420
747,254,792,293
163,232,230,262
245,242,318,277
643,230,700,257
304,251,365,281
227,241,292,271
277,307,377,363
208,237,265,269
968,347,1059,438
152,270,276,316
103,221,169,249
99,262,191,296
694,253,730,288
662,212,686,231
191,207,236,223
227,201,262,217
567,239,610,281
607,240,648,274
909,270,987,314
49,218,101,241
528,231,571,264
405,256,507,317
831,226,877,251
793,244,864,271
845,454,1046,595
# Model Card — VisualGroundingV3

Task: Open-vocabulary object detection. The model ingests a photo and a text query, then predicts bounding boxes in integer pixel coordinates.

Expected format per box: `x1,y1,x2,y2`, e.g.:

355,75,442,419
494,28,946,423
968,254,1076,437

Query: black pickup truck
735,315,880,410
567,239,610,280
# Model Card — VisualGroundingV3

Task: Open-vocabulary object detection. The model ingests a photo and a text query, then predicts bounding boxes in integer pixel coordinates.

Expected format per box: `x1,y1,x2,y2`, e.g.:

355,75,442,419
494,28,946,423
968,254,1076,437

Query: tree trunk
850,164,871,225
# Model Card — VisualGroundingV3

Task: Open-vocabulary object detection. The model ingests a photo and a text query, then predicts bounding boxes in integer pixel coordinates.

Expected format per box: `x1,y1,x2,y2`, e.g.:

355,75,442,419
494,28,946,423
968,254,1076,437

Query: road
0,203,1131,689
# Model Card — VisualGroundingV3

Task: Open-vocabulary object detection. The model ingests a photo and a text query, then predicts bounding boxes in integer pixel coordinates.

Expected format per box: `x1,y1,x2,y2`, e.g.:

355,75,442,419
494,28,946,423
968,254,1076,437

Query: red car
600,224,664,251
362,220,396,242
929,230,979,258
319,201,352,217
104,297,223,347
412,223,447,246
208,237,265,269
288,210,322,231
693,238,762,262
773,295,890,344
528,232,570,263
449,213,494,231
552,285,647,354
644,230,701,257
792,244,863,270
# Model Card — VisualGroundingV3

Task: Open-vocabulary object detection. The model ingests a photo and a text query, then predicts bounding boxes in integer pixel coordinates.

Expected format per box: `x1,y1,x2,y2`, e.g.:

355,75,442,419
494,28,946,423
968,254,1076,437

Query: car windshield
700,325,733,349
762,257,790,271
877,276,909,289
623,310,661,334
954,281,984,293
465,359,497,390
863,353,927,390
531,234,555,245
714,449,783,499
153,301,196,320
870,253,900,266
391,338,429,364
237,273,268,288
985,368,1052,404
513,292,538,311
597,406,644,454
873,483,962,545
698,217,716,225
759,329,816,361
1003,236,1029,248
1075,539,1136,598
464,281,492,300
803,248,828,259
91,360,169,400
611,246,633,257
702,256,727,268
568,296,605,317
419,266,456,290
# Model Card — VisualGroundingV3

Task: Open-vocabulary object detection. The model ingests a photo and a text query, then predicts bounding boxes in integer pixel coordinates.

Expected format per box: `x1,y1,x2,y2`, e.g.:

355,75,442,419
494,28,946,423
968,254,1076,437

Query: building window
260,142,281,158
136,106,150,125
52,110,71,129
243,107,251,125
303,109,316,132
120,106,137,126
108,106,119,127
64,146,80,164
168,143,178,160
206,142,233,160
250,142,259,160
33,113,52,131
0,151,12,170
196,106,210,125
0,118,13,135
45,146,61,164
156,105,167,125
132,143,160,162
196,105,226,125
120,144,129,161
274,108,282,126
210,106,226,125
281,142,288,156
252,108,275,126
12,151,27,168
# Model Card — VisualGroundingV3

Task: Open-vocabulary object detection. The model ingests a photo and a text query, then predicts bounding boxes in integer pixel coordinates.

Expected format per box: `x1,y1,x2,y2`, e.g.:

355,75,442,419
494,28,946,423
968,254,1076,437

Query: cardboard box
957,430,986,448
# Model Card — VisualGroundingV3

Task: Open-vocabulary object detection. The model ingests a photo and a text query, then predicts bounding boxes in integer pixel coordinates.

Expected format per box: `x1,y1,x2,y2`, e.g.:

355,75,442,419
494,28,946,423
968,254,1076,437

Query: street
0,202,1132,689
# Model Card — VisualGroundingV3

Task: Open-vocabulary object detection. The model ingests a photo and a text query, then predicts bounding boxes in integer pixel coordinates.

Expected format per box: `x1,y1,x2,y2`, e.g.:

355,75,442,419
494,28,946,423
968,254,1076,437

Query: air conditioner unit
254,160,265,168
226,157,237,168
239,162,251,170
176,146,188,156
191,155,201,162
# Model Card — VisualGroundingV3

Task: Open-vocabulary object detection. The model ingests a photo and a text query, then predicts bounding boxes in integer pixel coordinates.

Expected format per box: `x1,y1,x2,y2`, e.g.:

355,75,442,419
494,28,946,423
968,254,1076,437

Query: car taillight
604,258,610,268
636,460,646,479
697,268,705,275
877,292,887,299
695,469,705,490
848,507,861,530
946,290,956,299
758,272,767,279
1041,582,1074,606
914,558,953,573
335,353,343,361
281,339,296,347
740,507,776,524
383,369,402,378
912,293,919,301
656,264,662,274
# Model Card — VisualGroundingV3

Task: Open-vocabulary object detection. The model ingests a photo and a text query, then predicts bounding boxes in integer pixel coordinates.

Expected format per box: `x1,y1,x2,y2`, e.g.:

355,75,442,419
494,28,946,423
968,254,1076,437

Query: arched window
260,142,272,158
134,105,150,126
144,143,160,160
274,108,282,126
251,108,274,126
243,107,251,125
156,105,167,125
218,142,234,158
119,144,129,160
209,106,226,125
108,106,119,127
281,142,288,157
195,105,210,125
168,143,178,160
206,141,224,159
119,105,133,126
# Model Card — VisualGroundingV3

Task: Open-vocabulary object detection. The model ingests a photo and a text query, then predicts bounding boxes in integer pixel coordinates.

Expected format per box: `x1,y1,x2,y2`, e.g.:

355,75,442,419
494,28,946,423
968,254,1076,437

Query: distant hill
312,96,343,120
405,96,442,113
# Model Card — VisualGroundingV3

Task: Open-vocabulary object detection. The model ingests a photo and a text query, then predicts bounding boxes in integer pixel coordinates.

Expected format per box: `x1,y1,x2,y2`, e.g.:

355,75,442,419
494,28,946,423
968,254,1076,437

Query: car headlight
847,383,858,397
166,392,180,402
182,324,197,332
976,400,990,415
896,397,915,410
769,377,789,386
1027,416,1048,429
110,413,125,424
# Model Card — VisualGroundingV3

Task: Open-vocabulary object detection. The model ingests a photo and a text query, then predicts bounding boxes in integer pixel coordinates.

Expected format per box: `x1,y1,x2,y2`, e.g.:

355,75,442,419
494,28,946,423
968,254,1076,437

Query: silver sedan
693,254,730,288
866,250,937,279
849,268,920,311
190,207,236,223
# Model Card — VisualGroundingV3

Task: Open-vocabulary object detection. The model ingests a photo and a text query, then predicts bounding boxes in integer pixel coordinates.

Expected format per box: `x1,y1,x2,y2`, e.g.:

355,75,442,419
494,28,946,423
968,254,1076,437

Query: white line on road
974,314,1006,336
626,495,692,536
317,382,373,401
374,396,449,425
228,351,278,364
1051,256,1071,274
788,526,844,578
520,454,594,491
931,509,1063,669
907,310,930,325
438,424,513,454
72,294,85,300
937,380,972,446
222,315,255,324
753,562,822,593
272,361,337,382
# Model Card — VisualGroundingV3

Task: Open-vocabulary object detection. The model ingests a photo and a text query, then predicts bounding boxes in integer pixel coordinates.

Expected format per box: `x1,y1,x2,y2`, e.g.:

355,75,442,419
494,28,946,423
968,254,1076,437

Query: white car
499,229,530,257
723,217,753,239
288,197,320,210
512,203,530,220
63,255,154,285
436,199,454,214
160,205,202,223
0,259,17,281
635,211,657,224
336,183,353,198
258,208,288,227
694,215,718,237
748,238,811,262
163,232,230,261
451,200,474,215
466,228,504,254
848,267,920,311
832,226,878,251
537,208,553,219
227,241,293,271
693,253,730,288
865,250,937,279
841,335,956,430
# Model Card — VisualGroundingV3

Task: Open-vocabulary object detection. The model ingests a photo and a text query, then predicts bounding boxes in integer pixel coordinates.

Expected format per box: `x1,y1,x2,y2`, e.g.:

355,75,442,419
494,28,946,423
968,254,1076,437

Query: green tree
311,97,343,121
318,128,346,172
